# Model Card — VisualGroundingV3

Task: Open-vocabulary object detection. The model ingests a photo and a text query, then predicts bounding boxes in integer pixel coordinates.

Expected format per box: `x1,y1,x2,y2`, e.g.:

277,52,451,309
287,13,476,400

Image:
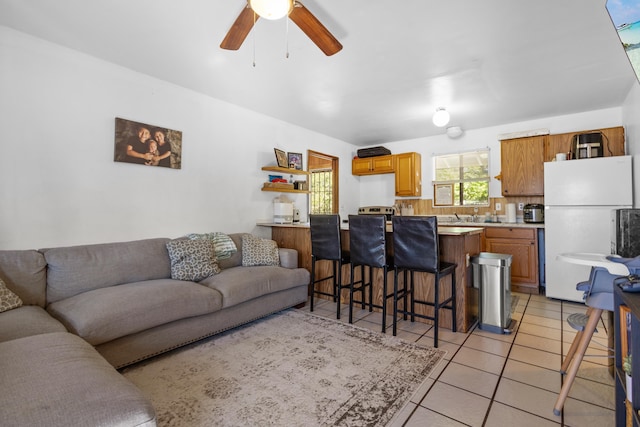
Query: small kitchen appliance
612,209,640,258
523,204,544,223
571,132,604,160
358,206,396,221
273,199,293,224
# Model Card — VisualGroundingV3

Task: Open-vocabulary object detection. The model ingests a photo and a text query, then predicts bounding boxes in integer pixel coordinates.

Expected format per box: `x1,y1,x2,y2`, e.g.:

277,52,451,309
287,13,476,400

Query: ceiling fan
220,0,343,56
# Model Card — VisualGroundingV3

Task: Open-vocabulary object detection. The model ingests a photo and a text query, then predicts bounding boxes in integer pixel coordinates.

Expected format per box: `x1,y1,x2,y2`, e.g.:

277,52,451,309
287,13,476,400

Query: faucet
454,212,461,221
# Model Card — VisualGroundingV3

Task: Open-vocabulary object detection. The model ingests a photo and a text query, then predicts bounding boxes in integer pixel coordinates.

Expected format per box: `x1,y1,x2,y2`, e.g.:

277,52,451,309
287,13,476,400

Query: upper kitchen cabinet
544,126,625,162
500,135,545,196
395,152,422,197
352,155,395,175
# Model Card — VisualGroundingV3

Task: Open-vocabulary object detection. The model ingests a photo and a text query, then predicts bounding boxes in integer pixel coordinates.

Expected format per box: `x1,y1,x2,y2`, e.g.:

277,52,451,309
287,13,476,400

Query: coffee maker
571,132,604,159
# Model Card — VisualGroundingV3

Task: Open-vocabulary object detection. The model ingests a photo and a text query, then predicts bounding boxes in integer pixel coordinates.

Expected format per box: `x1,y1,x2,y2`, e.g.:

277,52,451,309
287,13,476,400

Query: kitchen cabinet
545,126,625,162
261,166,310,194
352,155,395,175
500,135,545,196
395,152,422,197
484,227,539,294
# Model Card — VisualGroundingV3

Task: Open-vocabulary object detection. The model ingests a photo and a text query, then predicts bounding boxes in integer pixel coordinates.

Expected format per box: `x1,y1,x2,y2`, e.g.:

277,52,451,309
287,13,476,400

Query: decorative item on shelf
268,175,284,182
263,182,295,189
288,152,302,170
293,180,308,190
274,148,288,168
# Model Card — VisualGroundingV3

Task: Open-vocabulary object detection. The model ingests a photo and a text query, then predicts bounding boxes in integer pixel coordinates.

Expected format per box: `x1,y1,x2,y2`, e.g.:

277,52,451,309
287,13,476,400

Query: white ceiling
0,0,636,146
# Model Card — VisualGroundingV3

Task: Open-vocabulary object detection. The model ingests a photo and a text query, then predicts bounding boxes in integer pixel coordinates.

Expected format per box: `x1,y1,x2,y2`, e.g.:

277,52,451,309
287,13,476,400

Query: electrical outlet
495,202,502,211
518,202,524,211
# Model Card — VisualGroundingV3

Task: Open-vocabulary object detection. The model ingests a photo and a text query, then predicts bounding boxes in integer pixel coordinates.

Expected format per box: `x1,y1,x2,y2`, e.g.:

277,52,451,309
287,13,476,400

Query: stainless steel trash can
471,252,513,334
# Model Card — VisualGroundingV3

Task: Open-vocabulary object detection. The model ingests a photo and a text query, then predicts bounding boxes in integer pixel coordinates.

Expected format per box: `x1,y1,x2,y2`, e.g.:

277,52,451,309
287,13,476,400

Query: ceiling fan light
432,107,450,127
249,0,293,20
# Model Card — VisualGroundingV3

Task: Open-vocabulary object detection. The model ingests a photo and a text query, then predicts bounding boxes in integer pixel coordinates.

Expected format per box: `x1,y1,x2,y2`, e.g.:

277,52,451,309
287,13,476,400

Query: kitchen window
433,149,489,206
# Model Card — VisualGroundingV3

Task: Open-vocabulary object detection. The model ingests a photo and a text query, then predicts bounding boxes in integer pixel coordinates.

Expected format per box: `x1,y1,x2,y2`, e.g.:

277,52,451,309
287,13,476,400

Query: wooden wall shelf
261,166,310,175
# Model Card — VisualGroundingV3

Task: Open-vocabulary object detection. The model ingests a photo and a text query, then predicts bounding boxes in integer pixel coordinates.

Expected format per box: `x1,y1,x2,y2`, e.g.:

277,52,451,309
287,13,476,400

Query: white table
557,252,630,276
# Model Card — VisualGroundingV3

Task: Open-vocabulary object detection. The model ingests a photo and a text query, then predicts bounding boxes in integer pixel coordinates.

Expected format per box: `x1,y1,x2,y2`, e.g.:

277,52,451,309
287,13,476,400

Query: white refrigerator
544,156,633,302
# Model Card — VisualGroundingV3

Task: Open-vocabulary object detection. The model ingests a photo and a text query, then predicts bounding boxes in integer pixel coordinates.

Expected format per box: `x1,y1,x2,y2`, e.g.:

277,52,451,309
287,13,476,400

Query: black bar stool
348,214,394,332
392,216,457,347
309,214,350,318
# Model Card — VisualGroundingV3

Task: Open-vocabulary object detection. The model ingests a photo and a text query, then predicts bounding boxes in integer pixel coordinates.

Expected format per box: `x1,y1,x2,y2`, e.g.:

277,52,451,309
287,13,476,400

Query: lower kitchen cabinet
484,227,539,294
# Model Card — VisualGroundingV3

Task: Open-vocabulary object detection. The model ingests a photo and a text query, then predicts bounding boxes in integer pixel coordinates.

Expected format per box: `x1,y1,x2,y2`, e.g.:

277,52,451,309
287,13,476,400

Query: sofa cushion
185,232,237,260
0,250,47,307
217,233,244,270
47,279,223,346
200,265,309,308
166,239,220,281
0,278,22,313
0,332,156,427
242,234,280,267
43,238,172,304
0,305,67,343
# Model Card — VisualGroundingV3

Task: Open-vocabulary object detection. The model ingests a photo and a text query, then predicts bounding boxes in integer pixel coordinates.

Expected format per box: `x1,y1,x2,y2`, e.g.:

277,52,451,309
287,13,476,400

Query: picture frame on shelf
274,148,288,168
288,152,303,170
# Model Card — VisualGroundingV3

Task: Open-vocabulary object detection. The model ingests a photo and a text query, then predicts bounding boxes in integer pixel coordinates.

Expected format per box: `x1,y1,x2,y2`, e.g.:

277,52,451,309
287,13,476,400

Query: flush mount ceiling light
446,126,464,139
432,107,450,127
249,0,293,20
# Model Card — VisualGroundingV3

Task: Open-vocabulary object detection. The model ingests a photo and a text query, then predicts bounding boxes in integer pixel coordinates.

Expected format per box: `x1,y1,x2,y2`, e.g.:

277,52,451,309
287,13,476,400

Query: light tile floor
298,292,615,427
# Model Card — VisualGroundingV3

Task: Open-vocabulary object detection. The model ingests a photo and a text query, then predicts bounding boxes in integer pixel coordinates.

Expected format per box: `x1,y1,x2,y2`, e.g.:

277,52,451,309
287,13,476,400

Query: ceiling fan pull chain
285,16,290,59
252,10,257,67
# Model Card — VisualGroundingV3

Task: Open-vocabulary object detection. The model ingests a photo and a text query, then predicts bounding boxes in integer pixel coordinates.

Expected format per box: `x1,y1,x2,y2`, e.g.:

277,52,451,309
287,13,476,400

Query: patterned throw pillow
0,277,23,313
185,232,237,260
166,239,221,281
242,234,280,267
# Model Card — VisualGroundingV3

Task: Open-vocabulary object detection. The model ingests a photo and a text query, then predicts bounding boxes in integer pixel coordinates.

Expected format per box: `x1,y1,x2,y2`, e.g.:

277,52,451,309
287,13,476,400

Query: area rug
122,309,446,427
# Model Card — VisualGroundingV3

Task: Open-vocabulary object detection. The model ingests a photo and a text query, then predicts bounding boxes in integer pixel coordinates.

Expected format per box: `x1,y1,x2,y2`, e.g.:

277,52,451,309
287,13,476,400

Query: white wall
357,107,624,207
2,24,638,250
0,26,361,249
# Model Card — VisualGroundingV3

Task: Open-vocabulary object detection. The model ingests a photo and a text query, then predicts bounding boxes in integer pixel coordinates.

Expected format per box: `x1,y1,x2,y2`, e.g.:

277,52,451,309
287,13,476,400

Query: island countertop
258,222,481,332
257,222,484,237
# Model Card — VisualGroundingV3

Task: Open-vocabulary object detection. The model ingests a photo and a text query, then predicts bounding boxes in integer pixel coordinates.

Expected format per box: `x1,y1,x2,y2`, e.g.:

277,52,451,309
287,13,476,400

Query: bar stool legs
553,307,603,416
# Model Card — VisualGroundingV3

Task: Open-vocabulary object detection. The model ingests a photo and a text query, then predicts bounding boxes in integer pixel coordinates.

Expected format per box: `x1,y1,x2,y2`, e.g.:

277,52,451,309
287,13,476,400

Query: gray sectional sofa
0,233,309,427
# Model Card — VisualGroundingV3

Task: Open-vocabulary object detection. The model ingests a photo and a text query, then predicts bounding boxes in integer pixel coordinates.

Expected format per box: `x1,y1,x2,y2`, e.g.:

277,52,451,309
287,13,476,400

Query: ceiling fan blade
289,1,342,56
220,5,258,50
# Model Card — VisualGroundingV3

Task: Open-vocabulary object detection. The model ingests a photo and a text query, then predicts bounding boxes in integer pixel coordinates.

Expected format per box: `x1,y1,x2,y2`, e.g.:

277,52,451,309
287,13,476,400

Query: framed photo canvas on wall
114,118,182,169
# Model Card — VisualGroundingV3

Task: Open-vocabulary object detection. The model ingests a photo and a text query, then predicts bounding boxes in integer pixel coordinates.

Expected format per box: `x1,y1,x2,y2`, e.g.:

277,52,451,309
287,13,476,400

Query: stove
358,206,396,221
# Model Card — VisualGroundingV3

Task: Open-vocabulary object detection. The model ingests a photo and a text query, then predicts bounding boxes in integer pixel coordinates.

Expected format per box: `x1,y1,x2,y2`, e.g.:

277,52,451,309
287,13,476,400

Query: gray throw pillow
0,277,23,313
242,234,280,267
166,239,221,281
185,232,237,260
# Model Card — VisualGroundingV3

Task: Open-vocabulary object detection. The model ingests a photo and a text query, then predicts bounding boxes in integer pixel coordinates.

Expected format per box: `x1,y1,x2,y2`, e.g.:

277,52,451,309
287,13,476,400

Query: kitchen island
257,222,483,333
